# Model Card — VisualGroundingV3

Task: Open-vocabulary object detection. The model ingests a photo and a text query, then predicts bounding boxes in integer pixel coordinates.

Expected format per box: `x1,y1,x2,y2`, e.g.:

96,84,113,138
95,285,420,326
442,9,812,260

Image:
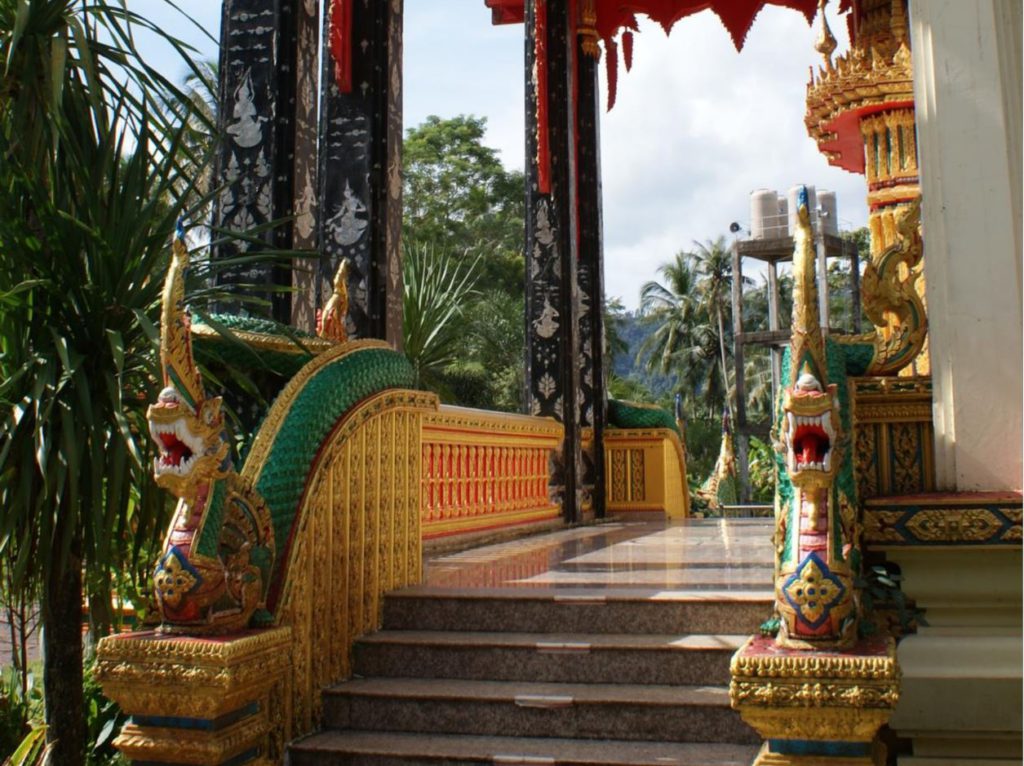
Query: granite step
353,631,747,686
290,730,760,766
381,588,771,636
322,678,758,745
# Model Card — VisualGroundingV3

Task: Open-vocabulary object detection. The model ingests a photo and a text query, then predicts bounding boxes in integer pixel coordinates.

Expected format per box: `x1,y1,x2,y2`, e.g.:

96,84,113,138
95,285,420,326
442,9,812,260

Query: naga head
779,364,840,489
778,186,841,489
772,186,857,649
147,228,229,504
146,225,275,636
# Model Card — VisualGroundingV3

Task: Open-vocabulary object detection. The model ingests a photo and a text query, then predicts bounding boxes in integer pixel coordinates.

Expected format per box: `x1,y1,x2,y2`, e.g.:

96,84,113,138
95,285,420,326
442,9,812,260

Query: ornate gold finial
317,259,350,343
579,0,601,59
160,223,206,411
890,0,909,46
814,0,837,71
789,187,827,387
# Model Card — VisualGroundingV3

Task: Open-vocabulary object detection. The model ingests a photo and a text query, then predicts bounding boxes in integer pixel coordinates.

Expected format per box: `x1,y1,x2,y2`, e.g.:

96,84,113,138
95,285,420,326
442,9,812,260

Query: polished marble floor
423,518,775,594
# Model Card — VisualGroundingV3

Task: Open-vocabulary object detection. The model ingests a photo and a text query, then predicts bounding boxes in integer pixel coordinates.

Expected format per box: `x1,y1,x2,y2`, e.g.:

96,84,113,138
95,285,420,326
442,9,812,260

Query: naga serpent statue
771,187,925,648
148,228,414,634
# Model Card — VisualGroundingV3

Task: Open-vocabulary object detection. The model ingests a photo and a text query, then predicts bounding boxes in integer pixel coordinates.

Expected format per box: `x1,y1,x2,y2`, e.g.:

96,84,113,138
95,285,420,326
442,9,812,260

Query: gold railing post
603,427,689,518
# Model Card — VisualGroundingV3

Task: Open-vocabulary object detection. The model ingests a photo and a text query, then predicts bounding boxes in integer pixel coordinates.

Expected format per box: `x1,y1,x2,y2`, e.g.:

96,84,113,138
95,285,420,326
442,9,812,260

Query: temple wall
909,0,1022,492
884,9,1023,764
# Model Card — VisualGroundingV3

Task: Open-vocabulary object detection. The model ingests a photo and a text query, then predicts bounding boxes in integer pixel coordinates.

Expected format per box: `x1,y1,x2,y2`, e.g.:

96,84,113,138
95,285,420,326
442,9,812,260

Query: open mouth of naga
152,424,198,474
787,412,834,472
149,388,204,476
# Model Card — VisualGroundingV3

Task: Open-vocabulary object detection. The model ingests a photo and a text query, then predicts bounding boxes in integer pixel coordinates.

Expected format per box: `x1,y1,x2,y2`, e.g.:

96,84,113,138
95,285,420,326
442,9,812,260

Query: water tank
775,197,789,238
787,184,817,235
750,189,777,239
817,189,839,236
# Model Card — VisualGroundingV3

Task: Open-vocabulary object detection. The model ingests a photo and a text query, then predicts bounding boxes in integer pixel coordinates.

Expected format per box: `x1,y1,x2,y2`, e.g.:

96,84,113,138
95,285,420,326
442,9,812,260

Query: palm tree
0,3,211,762
637,253,702,373
637,253,725,418
688,237,740,421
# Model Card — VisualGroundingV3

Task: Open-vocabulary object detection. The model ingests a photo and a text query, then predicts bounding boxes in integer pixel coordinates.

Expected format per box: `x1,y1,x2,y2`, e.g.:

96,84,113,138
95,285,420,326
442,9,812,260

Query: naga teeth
154,452,199,477
788,412,834,431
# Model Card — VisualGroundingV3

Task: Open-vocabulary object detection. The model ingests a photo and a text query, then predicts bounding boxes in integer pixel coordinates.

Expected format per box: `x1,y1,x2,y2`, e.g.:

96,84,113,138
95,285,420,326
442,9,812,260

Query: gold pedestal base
96,627,291,766
753,741,881,766
731,635,899,766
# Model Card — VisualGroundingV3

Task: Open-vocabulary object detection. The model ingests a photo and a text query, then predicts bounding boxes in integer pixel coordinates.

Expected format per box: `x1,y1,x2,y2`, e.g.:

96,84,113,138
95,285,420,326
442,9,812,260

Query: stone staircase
289,585,769,765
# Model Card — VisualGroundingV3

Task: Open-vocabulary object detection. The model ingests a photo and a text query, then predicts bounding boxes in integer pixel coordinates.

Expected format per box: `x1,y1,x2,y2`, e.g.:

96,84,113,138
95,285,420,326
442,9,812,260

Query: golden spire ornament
814,0,837,71
317,259,350,344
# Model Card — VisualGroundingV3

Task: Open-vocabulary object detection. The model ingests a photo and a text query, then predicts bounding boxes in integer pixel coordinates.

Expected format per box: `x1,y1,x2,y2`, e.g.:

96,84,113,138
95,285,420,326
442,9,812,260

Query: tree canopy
403,115,525,297
401,115,526,410
0,2,213,760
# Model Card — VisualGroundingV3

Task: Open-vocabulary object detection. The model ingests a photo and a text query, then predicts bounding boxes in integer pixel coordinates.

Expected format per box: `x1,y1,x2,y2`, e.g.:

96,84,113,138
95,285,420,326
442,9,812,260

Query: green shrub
0,668,40,760
83,660,127,766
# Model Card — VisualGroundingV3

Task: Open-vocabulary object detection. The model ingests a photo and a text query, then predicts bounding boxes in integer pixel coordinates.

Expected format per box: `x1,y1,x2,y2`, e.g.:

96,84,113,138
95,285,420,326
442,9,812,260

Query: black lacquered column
290,0,321,331
575,50,607,518
211,0,301,323
524,0,584,521
317,0,403,344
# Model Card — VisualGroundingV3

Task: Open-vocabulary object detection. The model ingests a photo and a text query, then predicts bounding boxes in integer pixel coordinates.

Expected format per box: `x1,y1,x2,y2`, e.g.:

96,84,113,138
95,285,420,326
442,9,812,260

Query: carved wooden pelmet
317,0,403,344
212,0,300,323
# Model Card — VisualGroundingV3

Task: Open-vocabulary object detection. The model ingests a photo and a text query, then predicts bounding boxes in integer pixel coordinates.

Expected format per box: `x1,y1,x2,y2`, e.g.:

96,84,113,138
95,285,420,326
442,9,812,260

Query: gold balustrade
97,396,568,766
604,427,690,518
97,389,437,764
421,405,563,540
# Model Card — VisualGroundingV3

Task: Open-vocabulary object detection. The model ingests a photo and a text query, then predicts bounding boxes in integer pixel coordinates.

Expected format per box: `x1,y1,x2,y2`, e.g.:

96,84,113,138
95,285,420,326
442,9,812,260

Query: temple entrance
205,0,861,523
93,3,1023,765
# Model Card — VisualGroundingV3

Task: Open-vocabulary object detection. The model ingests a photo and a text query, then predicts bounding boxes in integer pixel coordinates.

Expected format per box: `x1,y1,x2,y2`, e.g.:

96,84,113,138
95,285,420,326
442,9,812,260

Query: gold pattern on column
852,376,934,500
578,0,600,58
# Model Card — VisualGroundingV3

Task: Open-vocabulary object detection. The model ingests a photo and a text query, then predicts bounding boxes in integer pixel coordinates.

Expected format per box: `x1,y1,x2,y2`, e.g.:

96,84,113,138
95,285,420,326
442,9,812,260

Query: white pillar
910,0,1023,491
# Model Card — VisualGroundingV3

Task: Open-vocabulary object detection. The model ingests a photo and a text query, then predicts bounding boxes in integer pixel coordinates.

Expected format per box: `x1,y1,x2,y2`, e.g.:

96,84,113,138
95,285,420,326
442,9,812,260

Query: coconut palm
0,2,212,762
637,252,703,374
637,252,726,418
688,237,744,420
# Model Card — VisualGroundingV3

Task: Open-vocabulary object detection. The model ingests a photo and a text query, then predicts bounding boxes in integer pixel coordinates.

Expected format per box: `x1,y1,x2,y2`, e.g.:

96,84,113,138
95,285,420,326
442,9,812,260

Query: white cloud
597,8,868,308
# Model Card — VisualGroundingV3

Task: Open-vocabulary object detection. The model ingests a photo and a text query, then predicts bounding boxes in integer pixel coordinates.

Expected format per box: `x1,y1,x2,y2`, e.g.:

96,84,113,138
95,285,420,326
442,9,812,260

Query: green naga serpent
771,186,925,649
148,227,415,634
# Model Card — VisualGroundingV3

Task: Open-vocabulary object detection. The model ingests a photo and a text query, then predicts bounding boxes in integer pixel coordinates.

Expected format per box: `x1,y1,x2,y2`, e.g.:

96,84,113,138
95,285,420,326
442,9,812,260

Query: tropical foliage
0,1,213,761
635,230,871,502
402,243,481,391
401,115,526,410
636,240,745,422
403,115,525,296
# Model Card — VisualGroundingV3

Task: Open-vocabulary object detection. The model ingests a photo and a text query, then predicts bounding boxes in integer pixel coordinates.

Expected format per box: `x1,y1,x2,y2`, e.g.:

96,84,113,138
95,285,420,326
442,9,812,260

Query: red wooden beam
485,0,525,24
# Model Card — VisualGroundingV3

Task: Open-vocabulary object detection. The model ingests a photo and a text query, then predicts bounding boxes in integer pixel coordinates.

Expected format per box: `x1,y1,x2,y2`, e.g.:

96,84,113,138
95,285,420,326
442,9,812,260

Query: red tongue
159,433,189,466
795,428,828,465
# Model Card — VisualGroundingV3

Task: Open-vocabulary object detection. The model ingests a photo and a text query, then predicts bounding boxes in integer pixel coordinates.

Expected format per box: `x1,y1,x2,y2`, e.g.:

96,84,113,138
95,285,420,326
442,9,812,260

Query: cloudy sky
144,1,866,309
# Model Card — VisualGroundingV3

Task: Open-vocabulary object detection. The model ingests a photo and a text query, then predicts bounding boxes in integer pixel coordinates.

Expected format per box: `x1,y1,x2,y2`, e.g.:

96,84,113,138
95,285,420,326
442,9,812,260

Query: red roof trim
485,0,525,24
